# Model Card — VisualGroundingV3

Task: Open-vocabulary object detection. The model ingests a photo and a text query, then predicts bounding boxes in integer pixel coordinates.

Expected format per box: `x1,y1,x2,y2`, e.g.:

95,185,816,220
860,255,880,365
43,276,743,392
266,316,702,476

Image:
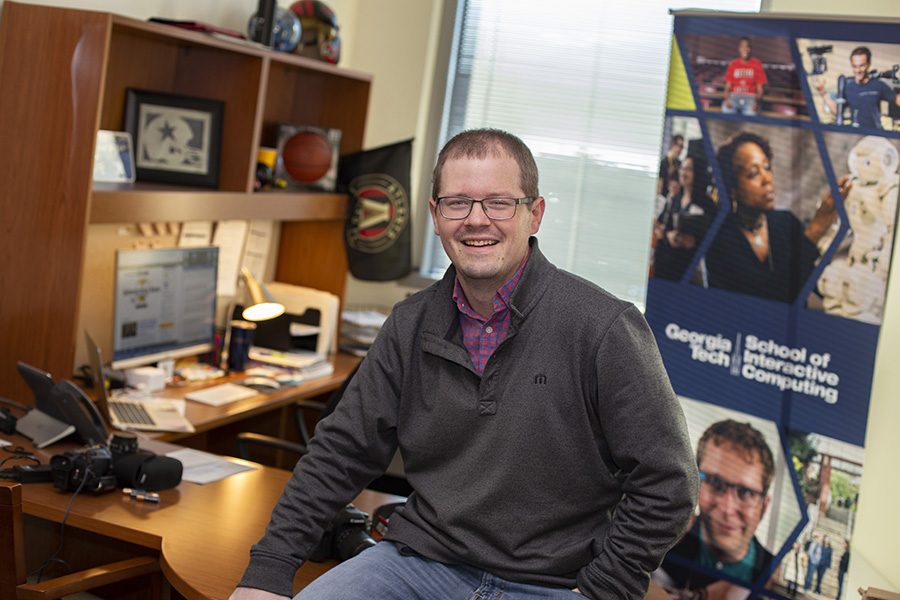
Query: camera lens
110,431,139,461
334,527,377,561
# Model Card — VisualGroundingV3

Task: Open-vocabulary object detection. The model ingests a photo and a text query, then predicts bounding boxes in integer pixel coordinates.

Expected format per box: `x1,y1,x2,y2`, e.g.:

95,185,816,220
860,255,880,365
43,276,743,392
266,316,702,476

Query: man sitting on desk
230,129,698,600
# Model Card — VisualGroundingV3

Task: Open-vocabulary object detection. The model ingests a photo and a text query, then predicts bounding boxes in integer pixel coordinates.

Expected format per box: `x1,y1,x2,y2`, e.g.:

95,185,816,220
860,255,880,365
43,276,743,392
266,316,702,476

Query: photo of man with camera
810,43,900,130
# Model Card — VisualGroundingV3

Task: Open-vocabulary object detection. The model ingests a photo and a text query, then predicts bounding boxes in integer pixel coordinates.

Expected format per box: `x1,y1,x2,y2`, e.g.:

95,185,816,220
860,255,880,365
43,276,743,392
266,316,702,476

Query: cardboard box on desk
251,282,339,359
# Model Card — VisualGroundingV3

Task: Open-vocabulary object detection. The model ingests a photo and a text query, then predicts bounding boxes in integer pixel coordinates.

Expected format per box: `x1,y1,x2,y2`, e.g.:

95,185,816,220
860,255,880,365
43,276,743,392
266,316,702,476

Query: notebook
85,332,195,433
184,383,258,407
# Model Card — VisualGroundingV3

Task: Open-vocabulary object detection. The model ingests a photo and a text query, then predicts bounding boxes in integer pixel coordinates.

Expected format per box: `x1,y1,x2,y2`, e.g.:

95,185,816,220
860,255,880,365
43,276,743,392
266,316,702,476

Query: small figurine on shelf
247,0,302,52
255,147,287,191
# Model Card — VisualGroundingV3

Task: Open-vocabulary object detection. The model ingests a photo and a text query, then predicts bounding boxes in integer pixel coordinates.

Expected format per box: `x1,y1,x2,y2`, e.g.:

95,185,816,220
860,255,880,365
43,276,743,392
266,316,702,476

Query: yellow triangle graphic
666,37,696,111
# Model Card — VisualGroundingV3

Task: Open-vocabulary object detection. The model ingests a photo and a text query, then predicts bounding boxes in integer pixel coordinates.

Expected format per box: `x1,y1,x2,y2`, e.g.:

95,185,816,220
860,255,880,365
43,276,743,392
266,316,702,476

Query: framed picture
93,130,135,183
124,89,224,188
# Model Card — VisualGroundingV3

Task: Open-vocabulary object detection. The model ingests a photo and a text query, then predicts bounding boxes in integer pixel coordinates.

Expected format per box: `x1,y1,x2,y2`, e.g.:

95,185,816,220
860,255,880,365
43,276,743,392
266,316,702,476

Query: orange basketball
281,131,333,183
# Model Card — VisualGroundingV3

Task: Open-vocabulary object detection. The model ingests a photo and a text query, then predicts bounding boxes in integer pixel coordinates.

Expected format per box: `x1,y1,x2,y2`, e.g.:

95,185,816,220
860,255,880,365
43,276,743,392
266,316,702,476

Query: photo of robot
815,134,900,324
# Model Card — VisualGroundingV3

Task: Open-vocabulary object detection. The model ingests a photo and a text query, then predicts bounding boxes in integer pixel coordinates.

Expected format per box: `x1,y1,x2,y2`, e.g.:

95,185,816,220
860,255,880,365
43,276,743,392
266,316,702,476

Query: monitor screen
111,246,219,370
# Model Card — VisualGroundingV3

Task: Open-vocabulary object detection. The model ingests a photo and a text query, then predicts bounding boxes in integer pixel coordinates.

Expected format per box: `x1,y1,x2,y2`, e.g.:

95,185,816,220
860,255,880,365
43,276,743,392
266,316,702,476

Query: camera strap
0,464,53,483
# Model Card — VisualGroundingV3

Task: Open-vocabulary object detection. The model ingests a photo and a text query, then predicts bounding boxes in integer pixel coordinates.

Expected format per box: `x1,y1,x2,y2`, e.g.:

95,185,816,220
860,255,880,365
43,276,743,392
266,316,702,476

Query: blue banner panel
646,279,876,446
648,10,898,599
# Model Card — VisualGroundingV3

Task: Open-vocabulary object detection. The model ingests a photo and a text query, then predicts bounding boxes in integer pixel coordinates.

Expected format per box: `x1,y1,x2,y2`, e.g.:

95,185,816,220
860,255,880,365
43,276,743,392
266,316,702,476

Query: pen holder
228,320,257,372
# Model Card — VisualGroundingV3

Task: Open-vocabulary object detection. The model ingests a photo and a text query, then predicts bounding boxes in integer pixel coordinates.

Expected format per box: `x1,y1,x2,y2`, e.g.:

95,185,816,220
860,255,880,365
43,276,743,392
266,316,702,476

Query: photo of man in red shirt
723,37,768,116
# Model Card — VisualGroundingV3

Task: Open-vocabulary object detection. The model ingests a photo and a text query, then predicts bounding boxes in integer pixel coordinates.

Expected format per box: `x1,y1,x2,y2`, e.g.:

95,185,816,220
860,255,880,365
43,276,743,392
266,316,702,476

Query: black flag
339,139,412,281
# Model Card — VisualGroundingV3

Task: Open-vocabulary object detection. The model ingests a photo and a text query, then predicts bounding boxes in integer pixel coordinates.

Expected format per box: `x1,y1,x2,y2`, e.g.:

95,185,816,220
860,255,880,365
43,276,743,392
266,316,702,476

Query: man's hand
812,76,839,116
229,588,291,600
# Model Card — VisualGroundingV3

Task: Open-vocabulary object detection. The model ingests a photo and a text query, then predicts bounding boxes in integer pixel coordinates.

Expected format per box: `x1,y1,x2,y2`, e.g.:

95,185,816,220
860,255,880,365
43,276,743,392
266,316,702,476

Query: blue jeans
721,93,757,116
295,541,582,600
804,560,818,591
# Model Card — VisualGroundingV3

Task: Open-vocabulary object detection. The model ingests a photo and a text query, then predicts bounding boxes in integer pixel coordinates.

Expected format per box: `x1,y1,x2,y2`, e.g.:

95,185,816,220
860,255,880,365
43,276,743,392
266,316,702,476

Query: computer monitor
111,246,219,370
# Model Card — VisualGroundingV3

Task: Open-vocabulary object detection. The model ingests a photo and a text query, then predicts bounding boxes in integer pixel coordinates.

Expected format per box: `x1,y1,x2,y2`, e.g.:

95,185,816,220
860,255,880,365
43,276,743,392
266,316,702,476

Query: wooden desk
6,433,674,600
7,434,402,600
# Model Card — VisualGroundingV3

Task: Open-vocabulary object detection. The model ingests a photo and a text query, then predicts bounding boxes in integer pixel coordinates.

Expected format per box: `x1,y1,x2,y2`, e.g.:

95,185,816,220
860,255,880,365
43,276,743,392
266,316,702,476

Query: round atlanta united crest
346,173,409,254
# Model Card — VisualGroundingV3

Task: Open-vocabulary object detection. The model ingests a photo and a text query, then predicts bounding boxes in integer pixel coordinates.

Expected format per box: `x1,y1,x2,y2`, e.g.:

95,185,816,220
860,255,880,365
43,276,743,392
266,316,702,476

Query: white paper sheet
166,448,255,484
178,221,213,247
241,220,275,282
212,220,249,296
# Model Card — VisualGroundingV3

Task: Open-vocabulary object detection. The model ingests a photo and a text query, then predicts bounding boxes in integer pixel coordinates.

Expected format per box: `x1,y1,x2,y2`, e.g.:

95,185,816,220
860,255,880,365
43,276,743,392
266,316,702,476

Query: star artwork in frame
124,89,224,188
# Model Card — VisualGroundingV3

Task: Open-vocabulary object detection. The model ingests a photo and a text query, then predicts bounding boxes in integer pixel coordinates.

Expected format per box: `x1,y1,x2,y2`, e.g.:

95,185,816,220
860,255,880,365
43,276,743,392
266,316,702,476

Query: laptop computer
85,332,195,433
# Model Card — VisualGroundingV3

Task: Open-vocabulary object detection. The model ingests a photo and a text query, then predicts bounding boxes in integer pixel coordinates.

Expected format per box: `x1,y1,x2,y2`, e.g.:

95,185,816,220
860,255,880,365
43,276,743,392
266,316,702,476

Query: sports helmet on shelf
289,0,341,64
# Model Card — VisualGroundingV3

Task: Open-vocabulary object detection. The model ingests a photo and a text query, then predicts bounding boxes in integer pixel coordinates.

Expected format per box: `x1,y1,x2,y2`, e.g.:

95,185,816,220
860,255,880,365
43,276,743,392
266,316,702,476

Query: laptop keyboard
110,401,156,426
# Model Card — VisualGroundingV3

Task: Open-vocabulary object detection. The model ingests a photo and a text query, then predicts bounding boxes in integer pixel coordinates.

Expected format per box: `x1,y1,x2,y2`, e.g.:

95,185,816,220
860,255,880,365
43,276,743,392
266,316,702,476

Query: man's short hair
850,46,872,64
697,419,775,493
739,36,751,45
671,134,685,147
432,128,539,199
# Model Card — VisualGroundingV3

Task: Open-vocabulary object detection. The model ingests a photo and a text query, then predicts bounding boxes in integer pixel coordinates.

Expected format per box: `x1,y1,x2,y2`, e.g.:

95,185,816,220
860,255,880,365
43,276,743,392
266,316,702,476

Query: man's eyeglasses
435,196,533,220
699,471,766,506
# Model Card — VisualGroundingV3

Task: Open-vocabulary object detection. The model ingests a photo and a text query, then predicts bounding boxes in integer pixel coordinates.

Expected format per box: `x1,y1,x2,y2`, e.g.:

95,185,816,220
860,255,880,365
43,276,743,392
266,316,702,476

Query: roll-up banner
647,12,900,599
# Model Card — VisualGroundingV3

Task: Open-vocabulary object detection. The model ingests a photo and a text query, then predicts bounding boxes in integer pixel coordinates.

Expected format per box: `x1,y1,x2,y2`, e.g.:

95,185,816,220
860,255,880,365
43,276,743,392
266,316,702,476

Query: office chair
235,364,412,496
1,482,162,599
235,362,357,462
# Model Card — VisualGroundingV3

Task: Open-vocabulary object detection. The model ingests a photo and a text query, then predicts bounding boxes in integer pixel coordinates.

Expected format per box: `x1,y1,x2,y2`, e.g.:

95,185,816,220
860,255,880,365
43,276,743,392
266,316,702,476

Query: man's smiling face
430,152,544,293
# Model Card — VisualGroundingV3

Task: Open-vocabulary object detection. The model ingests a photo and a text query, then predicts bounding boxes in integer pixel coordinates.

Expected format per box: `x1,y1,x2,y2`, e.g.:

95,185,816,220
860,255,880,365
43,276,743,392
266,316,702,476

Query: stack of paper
185,383,258,406
246,348,335,382
340,309,389,356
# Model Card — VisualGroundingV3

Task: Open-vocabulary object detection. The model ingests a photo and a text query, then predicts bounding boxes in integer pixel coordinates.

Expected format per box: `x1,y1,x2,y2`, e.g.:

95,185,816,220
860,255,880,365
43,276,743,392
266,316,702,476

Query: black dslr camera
50,445,117,494
309,504,377,562
806,44,833,75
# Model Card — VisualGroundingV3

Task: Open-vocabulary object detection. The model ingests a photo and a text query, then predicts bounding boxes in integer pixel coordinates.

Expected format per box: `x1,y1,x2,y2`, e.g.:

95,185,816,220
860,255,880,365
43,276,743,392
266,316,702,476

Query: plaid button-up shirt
452,252,529,375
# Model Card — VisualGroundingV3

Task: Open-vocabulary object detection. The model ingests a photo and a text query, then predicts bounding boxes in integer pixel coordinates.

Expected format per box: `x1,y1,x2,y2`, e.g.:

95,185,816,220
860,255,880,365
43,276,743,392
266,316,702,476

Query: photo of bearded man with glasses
655,419,778,596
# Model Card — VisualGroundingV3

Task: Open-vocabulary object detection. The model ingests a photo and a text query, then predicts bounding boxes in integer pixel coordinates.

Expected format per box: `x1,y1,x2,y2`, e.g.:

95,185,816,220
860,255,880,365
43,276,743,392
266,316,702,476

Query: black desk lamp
220,267,285,371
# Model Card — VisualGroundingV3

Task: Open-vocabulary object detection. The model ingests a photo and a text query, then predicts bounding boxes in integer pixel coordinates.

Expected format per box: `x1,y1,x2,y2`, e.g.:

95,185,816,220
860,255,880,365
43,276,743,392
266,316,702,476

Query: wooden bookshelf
0,1,370,401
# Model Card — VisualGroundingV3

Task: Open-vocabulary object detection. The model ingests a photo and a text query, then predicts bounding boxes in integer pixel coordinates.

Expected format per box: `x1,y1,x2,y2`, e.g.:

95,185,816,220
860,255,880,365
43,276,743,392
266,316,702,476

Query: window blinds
423,0,761,309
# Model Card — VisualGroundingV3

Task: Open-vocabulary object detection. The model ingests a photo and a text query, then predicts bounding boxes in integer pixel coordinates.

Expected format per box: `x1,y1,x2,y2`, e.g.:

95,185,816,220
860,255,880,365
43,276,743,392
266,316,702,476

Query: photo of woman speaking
705,131,846,303
653,154,717,282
